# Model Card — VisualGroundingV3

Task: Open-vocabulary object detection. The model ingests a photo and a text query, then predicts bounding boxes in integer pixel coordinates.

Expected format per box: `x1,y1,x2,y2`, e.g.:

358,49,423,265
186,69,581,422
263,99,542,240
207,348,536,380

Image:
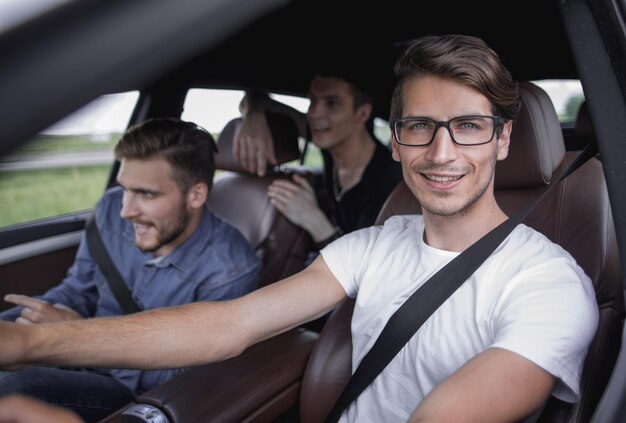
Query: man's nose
120,193,139,219
307,101,323,119
425,126,458,163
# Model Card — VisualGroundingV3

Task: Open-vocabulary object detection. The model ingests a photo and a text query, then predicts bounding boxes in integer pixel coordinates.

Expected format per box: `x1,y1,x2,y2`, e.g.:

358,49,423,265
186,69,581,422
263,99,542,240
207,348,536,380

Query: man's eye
408,121,432,131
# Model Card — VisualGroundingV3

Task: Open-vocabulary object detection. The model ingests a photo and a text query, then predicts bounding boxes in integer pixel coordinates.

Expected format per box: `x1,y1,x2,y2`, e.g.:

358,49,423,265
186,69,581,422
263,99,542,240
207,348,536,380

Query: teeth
427,175,461,182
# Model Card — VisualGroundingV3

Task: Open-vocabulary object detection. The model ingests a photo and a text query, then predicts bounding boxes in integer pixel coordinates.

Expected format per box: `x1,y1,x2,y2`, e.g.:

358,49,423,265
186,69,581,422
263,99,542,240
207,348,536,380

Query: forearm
300,208,337,243
3,261,346,372
2,301,250,370
408,348,554,423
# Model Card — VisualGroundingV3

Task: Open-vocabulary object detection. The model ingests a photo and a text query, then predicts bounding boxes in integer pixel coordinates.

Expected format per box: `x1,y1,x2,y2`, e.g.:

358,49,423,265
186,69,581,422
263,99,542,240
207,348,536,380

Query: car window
182,88,322,169
532,79,585,125
0,91,139,229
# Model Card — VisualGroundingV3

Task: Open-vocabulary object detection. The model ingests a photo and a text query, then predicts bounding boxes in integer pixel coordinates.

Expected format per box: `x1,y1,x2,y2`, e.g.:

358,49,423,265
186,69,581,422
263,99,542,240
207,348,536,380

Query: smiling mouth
133,222,153,236
424,174,463,182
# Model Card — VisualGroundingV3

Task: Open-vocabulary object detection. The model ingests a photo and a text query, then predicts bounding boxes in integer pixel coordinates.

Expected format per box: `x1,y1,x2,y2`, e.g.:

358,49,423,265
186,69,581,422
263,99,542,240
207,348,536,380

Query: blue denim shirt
1,186,261,393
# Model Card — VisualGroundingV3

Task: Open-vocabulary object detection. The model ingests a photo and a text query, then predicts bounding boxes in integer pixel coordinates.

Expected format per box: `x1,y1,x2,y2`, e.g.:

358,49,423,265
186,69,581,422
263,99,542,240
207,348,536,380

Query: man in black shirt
235,75,402,250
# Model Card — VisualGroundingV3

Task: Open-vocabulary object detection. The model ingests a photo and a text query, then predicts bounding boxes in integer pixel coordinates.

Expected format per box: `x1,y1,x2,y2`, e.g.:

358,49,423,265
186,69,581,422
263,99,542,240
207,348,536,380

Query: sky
44,90,310,136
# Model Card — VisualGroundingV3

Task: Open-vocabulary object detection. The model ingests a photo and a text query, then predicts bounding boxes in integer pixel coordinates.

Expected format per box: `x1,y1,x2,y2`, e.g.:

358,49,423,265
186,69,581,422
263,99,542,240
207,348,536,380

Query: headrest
214,111,301,173
494,82,566,189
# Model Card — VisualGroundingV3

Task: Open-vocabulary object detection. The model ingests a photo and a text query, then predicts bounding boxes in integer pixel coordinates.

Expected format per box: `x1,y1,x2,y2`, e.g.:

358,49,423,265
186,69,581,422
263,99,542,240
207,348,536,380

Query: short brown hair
390,34,520,130
114,117,217,191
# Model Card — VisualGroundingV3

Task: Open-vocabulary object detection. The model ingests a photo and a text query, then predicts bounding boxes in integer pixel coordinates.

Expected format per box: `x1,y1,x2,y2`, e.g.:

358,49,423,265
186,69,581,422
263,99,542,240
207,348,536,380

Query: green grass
0,166,111,227
0,132,323,229
11,134,121,156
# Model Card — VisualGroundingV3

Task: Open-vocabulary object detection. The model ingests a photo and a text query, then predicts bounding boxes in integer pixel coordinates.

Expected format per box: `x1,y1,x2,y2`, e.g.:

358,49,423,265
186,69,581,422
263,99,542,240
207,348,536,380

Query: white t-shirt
321,215,599,423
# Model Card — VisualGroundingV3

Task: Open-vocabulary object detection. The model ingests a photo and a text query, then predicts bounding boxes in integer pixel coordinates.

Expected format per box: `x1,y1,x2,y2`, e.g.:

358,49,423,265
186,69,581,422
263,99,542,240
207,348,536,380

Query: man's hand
233,111,277,177
0,394,84,423
267,174,336,242
4,294,83,324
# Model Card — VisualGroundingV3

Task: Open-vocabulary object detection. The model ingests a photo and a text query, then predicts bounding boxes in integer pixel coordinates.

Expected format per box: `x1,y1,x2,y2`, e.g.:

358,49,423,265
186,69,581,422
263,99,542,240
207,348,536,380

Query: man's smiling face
391,75,511,218
117,157,193,256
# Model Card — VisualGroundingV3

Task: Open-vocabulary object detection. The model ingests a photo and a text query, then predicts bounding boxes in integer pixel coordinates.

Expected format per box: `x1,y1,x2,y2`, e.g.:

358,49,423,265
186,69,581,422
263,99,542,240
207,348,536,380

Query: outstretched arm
0,257,345,371
408,348,555,422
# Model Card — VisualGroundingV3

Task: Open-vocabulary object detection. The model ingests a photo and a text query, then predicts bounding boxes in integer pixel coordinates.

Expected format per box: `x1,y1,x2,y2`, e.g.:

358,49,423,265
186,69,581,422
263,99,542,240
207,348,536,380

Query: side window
182,88,244,137
181,89,320,169
374,117,392,147
0,91,139,229
532,79,585,125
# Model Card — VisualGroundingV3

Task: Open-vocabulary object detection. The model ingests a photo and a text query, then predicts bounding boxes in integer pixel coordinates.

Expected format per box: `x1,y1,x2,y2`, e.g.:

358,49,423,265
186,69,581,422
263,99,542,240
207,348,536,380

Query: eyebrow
117,181,162,196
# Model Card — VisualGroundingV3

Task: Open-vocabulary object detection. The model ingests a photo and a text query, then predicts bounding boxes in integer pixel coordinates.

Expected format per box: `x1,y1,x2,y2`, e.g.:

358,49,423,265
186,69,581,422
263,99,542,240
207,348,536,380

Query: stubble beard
411,150,498,218
137,202,191,253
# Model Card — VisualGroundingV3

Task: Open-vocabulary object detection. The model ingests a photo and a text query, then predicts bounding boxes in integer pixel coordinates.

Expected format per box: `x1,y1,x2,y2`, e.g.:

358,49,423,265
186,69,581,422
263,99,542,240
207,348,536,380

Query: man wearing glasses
0,34,597,423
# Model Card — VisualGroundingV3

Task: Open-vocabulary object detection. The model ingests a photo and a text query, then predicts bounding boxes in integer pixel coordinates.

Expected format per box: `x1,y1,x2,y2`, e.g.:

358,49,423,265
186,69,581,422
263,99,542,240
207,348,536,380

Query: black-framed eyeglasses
390,115,505,146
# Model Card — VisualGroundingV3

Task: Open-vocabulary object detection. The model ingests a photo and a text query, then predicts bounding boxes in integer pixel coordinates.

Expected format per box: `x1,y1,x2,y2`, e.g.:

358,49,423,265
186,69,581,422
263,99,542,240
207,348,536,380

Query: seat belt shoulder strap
85,214,141,314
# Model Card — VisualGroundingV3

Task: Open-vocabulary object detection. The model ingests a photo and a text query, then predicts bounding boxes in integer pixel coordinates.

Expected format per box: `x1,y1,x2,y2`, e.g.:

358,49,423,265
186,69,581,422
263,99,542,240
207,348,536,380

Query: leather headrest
494,82,566,189
214,111,301,173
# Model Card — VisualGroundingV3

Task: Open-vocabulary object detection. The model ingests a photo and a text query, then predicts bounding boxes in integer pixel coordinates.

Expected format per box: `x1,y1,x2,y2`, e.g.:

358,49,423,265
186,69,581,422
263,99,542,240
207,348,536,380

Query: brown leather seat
208,111,314,288
300,82,623,422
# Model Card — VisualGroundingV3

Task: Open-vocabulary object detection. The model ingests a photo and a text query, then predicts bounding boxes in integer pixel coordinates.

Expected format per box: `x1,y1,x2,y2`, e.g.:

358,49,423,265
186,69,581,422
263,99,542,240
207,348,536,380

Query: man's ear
187,182,209,209
356,103,373,124
391,135,401,162
496,120,513,161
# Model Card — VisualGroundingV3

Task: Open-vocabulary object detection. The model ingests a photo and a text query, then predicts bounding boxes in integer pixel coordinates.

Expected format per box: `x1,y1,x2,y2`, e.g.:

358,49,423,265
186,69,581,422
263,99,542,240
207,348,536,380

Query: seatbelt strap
324,142,598,423
85,214,141,314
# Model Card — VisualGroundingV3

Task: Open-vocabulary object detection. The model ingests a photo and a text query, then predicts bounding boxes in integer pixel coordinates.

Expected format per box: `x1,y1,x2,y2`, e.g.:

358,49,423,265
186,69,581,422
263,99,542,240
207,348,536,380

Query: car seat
207,111,314,288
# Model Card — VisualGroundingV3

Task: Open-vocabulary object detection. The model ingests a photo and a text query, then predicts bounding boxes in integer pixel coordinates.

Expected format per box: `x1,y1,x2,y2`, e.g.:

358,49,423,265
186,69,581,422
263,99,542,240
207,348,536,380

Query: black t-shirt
321,139,403,234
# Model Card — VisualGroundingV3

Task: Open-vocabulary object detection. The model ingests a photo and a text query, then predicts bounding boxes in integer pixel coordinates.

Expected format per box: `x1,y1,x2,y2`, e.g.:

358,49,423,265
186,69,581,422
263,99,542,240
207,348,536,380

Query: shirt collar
145,205,215,270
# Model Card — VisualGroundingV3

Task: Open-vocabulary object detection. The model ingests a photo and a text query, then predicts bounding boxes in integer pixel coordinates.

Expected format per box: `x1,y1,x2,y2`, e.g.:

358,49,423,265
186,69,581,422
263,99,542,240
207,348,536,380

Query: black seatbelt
85,214,141,314
324,142,598,423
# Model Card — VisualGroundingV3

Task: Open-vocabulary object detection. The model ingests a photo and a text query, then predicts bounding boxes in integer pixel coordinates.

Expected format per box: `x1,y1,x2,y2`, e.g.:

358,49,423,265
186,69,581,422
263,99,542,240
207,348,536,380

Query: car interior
97,81,623,422
2,0,626,422
209,111,314,288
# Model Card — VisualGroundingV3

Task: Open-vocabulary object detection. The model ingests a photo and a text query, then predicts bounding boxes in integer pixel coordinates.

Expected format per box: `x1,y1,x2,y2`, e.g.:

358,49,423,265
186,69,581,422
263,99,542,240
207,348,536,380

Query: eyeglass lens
395,116,497,146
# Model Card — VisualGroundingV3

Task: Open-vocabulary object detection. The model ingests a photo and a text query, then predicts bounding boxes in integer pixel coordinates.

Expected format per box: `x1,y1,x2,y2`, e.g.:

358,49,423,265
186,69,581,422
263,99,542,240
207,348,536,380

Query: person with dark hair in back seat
0,35,598,423
0,118,261,422
234,75,403,252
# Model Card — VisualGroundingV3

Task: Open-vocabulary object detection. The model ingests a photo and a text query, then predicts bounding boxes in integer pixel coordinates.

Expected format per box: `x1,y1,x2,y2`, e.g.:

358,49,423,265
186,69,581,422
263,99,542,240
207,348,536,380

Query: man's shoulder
97,186,123,208
341,214,421,244
503,224,582,270
380,214,422,228
203,210,255,251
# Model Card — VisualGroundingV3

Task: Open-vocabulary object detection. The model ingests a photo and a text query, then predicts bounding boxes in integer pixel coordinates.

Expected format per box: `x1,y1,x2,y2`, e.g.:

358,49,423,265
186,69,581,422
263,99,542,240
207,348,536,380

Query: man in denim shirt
0,118,261,422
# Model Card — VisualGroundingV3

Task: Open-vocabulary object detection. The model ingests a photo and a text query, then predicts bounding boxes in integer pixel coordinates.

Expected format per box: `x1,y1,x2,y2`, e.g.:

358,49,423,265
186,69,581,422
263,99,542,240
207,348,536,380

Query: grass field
0,133,326,229
0,165,111,227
